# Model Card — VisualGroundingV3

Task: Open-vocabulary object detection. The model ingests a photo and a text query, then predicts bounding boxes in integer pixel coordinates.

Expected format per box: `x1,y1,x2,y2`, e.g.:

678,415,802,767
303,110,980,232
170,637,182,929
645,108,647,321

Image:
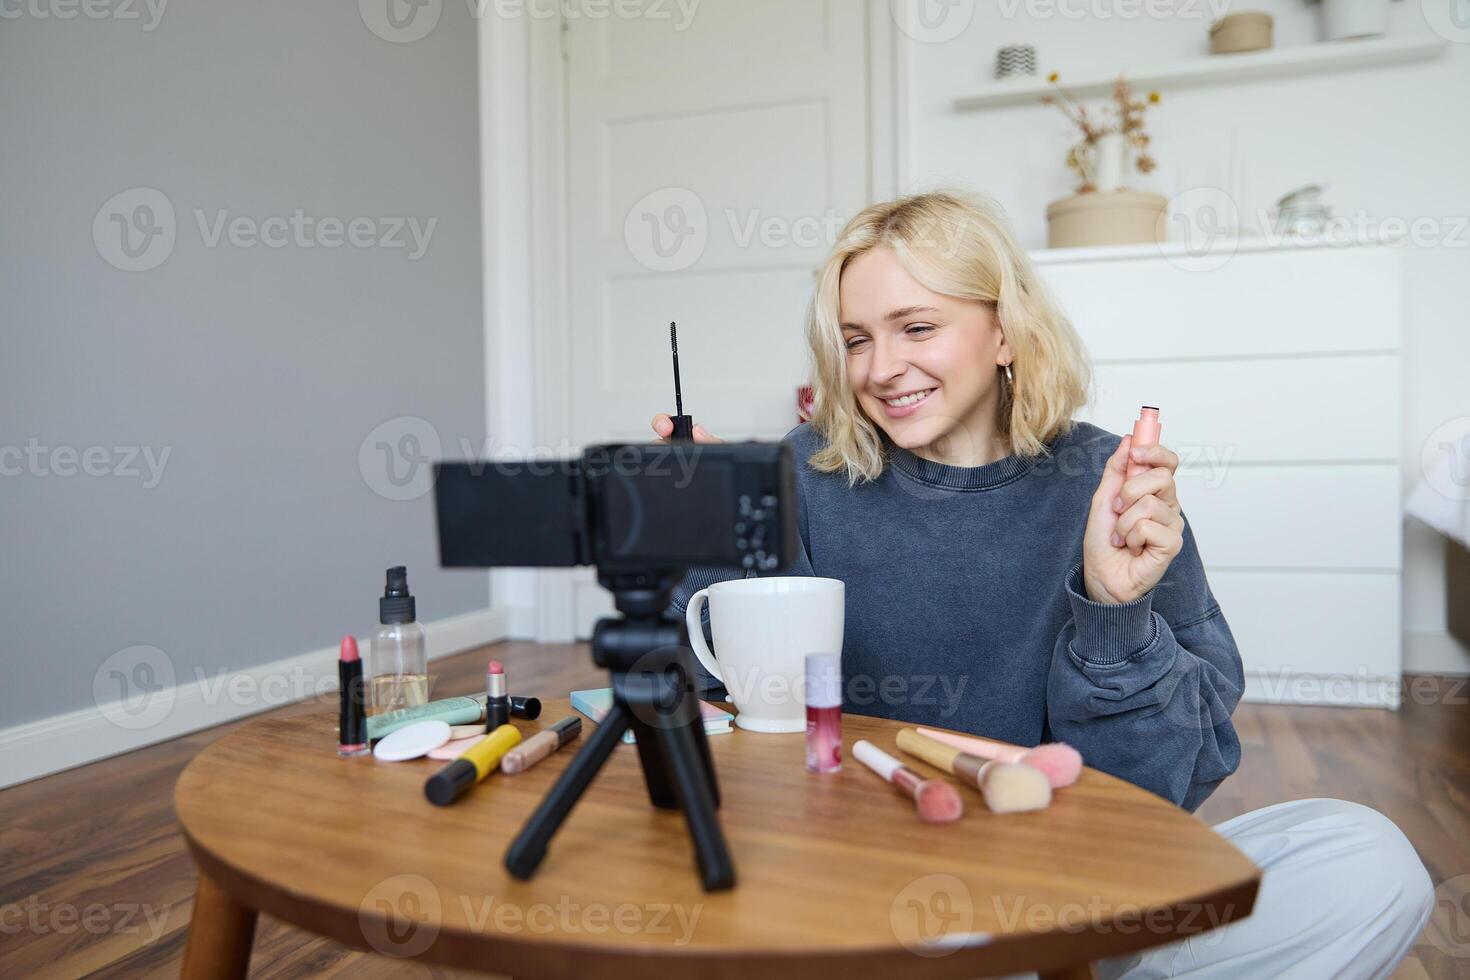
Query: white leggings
1089,798,1435,979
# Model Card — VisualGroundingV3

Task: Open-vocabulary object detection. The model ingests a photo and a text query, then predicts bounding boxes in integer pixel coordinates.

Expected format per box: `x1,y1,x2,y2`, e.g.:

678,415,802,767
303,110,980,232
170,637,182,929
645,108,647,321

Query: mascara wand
668,321,694,440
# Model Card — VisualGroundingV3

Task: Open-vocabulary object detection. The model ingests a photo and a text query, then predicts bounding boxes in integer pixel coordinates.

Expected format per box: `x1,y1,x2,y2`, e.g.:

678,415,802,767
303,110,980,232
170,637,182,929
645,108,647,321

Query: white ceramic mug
685,577,844,733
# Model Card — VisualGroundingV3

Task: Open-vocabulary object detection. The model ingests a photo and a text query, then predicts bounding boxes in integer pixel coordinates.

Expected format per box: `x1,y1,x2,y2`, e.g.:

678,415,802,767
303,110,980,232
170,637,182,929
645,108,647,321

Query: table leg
1039,964,1095,980
181,867,257,980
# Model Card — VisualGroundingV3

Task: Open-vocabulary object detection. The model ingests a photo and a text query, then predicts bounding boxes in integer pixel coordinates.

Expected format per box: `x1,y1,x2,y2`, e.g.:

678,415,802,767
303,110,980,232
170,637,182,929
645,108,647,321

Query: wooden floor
2,642,1467,979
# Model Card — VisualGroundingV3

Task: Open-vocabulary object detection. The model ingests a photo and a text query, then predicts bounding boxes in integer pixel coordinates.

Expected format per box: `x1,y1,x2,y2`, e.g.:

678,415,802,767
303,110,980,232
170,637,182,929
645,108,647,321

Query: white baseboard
0,606,510,790
1242,669,1402,708
1404,628,1470,676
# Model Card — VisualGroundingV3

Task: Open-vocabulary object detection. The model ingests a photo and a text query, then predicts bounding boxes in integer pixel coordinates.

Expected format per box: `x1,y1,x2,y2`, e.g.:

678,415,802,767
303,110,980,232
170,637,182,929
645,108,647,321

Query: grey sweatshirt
671,420,1244,812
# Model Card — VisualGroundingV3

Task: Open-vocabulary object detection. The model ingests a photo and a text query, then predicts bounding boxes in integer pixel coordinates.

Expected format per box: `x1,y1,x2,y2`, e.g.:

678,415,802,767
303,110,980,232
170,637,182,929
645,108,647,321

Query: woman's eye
906,324,935,336
844,336,868,351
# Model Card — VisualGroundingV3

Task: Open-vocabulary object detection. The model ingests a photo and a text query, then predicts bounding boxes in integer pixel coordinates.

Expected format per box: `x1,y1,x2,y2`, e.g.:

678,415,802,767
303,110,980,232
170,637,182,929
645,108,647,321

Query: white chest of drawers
1036,237,1404,708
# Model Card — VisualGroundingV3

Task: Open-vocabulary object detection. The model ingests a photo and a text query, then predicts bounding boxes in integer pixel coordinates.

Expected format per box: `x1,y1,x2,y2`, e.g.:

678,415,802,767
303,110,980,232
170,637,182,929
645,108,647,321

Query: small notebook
569,688,733,745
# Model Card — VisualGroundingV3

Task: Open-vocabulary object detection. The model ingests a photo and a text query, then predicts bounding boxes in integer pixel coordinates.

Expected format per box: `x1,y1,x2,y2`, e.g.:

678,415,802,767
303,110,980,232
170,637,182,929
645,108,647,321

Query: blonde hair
806,191,1092,485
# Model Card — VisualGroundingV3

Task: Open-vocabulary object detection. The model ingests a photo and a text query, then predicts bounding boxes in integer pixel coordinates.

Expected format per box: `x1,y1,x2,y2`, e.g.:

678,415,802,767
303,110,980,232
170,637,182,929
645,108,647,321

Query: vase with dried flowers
1043,74,1160,194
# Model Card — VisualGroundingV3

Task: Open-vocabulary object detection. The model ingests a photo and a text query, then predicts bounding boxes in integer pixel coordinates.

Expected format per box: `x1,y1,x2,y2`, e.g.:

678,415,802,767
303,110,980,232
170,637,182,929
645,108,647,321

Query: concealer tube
501,717,581,774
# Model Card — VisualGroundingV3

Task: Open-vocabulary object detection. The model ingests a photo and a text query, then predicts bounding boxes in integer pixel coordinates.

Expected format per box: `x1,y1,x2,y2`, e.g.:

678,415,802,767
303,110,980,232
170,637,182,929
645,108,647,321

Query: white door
556,1,875,638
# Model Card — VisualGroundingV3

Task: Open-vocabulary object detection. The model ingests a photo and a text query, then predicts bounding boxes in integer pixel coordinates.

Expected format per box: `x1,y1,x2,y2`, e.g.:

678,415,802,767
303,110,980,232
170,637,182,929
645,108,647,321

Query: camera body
433,441,799,575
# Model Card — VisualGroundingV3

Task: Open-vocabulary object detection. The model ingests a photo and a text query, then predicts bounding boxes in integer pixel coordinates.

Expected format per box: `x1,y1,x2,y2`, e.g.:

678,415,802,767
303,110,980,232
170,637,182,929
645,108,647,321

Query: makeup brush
915,727,1083,788
896,728,1051,814
853,740,964,823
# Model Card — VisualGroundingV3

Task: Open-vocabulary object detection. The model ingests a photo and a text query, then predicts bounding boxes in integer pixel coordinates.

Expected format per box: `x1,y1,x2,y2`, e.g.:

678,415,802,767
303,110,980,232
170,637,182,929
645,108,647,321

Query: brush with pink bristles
916,727,1083,789
853,740,965,823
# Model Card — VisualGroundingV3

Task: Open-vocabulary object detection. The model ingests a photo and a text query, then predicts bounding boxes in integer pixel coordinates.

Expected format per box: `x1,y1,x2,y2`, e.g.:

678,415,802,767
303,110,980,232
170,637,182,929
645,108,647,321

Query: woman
652,192,1432,979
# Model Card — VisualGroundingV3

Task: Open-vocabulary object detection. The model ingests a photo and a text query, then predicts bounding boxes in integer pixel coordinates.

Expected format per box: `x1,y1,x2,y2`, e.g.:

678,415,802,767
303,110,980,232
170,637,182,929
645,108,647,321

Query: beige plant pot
1210,11,1274,54
1046,190,1168,249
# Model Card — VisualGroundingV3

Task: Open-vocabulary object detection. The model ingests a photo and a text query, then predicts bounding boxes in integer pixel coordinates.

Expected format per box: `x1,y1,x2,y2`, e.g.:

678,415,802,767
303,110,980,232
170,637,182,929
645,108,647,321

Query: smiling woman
655,190,1434,980
811,192,1090,482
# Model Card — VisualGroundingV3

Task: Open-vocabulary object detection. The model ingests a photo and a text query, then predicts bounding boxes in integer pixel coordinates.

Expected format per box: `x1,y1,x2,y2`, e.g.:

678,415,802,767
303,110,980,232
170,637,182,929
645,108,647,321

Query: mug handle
684,589,724,684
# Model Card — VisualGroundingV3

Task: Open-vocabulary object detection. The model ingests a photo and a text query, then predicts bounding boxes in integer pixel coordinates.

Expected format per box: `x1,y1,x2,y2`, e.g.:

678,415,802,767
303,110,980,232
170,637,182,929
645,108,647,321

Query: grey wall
1,1,488,726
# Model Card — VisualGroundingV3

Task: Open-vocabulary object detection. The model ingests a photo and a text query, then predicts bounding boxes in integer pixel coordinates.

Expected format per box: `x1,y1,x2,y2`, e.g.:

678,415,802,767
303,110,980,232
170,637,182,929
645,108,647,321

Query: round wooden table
175,699,1259,979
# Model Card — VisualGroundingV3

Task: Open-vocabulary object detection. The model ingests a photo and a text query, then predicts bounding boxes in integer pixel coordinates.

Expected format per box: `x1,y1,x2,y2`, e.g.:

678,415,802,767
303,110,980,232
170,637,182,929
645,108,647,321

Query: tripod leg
656,722,736,891
504,702,631,881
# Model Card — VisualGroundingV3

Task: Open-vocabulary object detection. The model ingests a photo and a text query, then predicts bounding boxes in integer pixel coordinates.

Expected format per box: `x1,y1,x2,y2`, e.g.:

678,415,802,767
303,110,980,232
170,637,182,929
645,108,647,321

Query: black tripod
503,569,735,891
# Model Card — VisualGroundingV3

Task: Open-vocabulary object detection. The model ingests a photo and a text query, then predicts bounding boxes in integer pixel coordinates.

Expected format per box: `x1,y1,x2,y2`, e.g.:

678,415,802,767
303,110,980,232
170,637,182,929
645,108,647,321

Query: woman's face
839,245,1011,465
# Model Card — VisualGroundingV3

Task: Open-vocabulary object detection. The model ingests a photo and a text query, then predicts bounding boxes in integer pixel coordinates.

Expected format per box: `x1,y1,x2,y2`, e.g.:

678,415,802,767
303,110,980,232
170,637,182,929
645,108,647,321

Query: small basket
1210,12,1274,54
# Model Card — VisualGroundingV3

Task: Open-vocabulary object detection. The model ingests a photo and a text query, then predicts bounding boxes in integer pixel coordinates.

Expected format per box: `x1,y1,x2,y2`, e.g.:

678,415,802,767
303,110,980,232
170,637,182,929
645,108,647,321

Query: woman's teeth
883,389,935,408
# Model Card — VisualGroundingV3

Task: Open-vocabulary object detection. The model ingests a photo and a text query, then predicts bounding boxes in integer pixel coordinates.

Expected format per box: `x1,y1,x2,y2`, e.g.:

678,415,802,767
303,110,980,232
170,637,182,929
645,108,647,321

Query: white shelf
953,36,1446,111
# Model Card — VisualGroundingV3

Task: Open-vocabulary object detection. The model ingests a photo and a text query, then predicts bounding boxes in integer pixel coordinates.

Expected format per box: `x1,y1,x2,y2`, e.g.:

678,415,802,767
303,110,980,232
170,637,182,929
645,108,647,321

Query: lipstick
501,716,582,774
485,660,510,733
337,636,369,757
1128,406,1161,480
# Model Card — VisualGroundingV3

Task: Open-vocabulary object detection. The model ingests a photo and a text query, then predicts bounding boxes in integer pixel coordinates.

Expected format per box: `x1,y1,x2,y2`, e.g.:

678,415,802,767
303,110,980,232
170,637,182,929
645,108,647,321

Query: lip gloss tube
805,653,842,774
1128,406,1161,480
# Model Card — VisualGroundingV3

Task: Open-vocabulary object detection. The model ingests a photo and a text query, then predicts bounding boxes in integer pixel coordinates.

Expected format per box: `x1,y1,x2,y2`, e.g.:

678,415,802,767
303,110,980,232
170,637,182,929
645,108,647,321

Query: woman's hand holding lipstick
1082,434,1186,605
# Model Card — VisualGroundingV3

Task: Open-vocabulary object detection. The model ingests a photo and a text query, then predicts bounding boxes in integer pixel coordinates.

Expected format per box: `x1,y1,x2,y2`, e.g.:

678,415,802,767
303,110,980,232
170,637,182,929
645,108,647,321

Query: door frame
479,2,902,641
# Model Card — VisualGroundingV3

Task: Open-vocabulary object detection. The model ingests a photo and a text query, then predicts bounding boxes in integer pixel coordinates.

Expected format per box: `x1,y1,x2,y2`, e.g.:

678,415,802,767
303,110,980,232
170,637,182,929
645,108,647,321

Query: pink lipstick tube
1128,406,1161,481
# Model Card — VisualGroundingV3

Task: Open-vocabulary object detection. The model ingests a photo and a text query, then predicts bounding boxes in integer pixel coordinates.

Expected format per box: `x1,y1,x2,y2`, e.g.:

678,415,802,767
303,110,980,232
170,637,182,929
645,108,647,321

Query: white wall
899,0,1470,673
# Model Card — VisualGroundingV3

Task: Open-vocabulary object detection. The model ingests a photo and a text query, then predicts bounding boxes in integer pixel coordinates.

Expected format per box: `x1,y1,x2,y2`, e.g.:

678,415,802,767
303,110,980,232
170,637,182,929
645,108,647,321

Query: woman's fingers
1114,495,1180,546
1129,442,1179,472
1123,517,1183,559
1114,465,1179,512
650,413,724,444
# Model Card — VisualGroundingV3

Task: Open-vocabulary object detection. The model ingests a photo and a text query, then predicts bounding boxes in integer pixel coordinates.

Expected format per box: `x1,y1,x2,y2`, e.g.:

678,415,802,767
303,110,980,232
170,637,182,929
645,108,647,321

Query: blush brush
896,728,1052,814
853,740,964,823
915,727,1083,788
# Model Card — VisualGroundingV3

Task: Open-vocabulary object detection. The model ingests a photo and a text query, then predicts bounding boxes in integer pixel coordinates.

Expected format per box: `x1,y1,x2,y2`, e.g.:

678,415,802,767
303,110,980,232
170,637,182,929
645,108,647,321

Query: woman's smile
876,386,937,418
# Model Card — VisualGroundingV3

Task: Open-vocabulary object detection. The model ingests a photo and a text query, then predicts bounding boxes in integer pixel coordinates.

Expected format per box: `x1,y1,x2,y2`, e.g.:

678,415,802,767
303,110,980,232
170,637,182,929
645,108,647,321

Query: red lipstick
337,636,369,757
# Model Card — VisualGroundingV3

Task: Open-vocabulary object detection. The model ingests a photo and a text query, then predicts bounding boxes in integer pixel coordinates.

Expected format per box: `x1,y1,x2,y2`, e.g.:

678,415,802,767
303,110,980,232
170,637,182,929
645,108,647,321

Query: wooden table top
174,699,1260,979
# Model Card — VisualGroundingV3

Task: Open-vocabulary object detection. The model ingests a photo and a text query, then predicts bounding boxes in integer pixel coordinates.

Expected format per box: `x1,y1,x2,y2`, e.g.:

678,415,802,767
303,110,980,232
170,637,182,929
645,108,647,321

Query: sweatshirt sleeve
1045,517,1244,812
